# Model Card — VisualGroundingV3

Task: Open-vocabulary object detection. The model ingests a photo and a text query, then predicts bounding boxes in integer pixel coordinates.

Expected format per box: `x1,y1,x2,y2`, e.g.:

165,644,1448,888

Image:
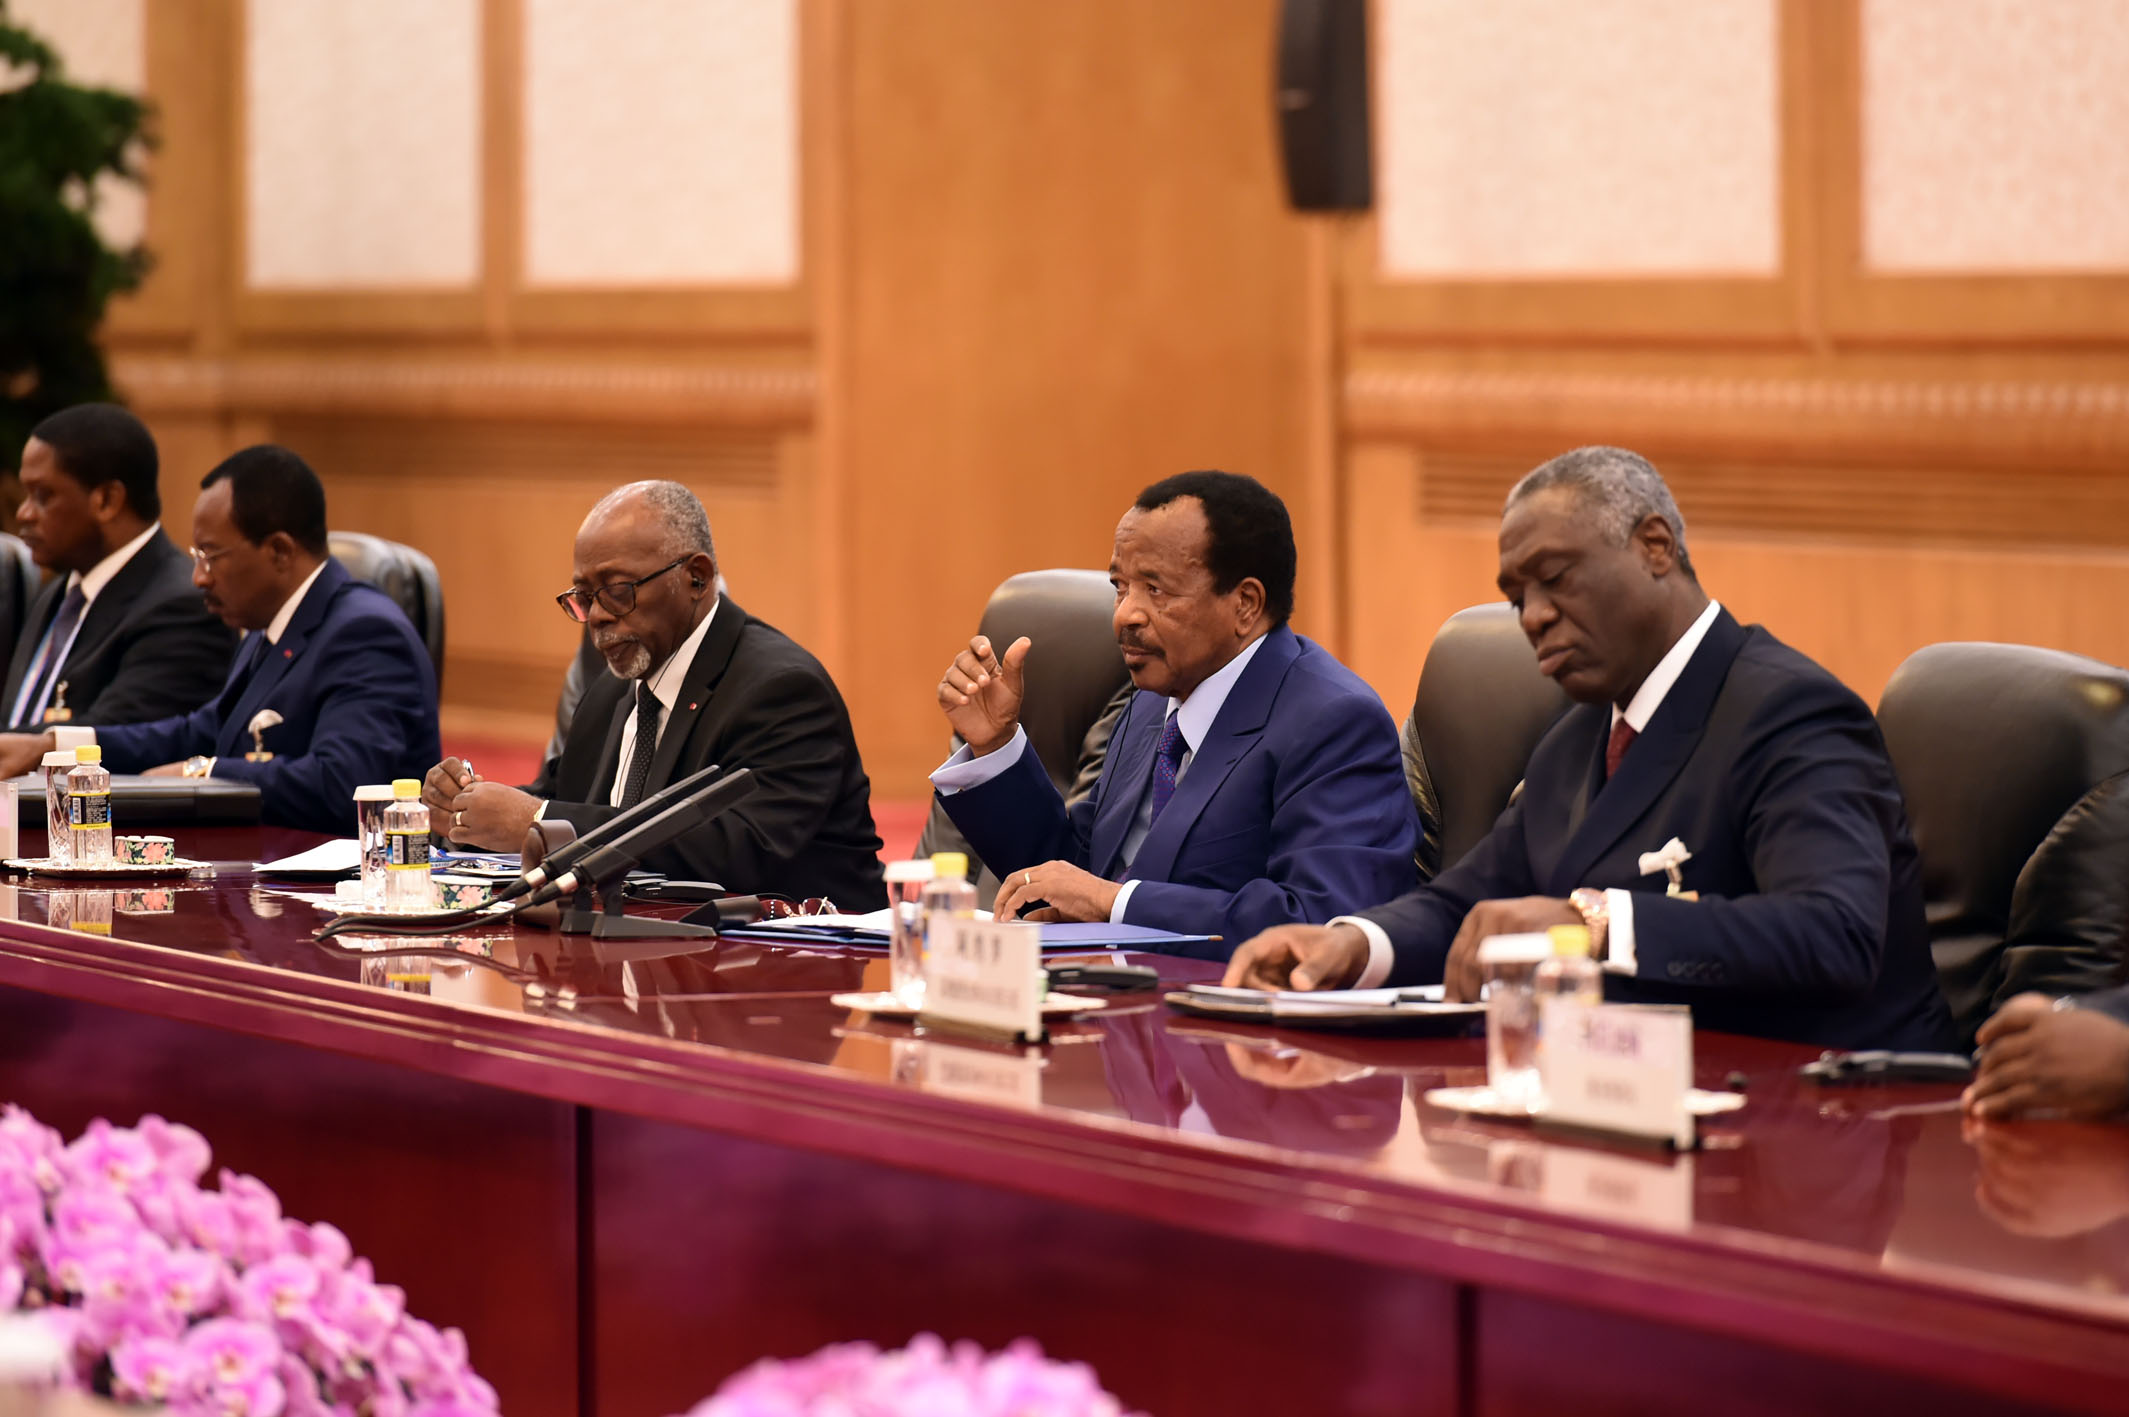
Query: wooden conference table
0,828,2123,1417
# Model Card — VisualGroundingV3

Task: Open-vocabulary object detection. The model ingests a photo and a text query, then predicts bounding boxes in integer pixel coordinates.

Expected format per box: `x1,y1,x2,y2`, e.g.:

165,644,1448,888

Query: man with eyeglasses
420,481,886,909
0,445,440,834
3,404,236,730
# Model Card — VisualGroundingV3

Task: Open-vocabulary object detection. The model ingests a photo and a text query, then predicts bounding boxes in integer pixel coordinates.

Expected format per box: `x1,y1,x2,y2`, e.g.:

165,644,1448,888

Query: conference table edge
0,917,2122,1414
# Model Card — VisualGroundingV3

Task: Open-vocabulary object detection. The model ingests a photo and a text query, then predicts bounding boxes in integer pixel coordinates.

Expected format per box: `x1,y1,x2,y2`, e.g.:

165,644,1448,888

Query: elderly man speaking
1223,447,1955,1052
931,470,1418,954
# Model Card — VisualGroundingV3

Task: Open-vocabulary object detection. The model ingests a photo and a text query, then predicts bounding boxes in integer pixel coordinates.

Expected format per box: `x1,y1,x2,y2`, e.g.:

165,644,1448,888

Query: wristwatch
182,755,212,779
1568,887,1611,962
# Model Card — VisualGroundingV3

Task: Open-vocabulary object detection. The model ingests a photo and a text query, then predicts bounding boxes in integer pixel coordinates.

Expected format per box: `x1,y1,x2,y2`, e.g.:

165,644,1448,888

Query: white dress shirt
11,521,161,724
931,632,1271,923
1344,600,1725,988
605,599,720,808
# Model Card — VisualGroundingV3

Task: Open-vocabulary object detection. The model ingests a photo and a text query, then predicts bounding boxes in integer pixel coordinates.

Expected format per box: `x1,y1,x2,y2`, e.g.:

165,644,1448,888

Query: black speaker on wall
1275,0,1372,211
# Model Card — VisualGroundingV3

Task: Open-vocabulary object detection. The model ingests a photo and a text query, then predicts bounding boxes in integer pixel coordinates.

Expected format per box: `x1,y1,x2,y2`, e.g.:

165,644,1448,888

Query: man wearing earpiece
421,481,886,909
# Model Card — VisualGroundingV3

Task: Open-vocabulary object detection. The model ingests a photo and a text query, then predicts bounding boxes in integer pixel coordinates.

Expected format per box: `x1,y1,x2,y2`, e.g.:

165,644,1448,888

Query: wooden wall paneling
1815,0,2129,343
803,0,852,680
841,0,1319,797
104,0,219,341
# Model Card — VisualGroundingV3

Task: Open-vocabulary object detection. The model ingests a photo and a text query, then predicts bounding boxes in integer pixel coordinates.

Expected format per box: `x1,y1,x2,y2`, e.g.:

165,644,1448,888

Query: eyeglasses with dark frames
554,556,690,623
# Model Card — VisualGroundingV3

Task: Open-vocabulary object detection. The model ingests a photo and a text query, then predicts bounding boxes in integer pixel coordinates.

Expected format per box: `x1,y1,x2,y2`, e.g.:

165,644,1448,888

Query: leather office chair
1404,603,1570,879
1878,643,2129,1047
915,569,1132,907
328,531,446,689
0,533,41,653
545,629,606,771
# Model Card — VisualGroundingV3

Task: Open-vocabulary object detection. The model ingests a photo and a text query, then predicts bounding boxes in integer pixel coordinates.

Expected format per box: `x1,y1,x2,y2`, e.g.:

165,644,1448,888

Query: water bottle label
386,830,430,870
67,792,111,830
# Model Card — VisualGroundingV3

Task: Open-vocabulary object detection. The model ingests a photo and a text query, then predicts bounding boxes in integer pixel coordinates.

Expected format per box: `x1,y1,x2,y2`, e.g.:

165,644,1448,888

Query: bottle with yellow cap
381,778,435,913
1535,923,1602,1006
65,744,112,864
918,851,978,1003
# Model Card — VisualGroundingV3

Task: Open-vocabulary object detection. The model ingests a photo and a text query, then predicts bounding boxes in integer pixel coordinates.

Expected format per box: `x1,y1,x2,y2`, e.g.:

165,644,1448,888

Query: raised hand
936,634,1032,756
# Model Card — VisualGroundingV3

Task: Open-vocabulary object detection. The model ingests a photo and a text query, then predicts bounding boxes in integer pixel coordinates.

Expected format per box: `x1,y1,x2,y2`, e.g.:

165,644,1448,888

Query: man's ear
686,551,716,593
1633,513,1680,577
1232,576,1267,635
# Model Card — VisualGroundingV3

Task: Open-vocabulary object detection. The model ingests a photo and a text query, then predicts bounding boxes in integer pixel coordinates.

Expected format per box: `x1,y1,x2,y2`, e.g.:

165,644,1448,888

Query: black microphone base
559,893,719,940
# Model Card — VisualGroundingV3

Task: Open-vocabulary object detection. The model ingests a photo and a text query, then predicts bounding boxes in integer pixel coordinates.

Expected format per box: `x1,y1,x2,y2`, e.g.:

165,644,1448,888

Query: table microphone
519,769,757,909
489,761,726,904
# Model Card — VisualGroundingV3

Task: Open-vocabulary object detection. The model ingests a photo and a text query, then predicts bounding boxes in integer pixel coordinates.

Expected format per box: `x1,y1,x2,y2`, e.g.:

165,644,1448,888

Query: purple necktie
1147,714,1188,825
13,584,87,726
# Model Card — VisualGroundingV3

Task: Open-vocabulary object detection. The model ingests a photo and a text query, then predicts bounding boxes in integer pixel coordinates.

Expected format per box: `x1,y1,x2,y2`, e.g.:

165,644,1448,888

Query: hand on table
1964,992,2129,1121
1442,897,1581,1002
442,782,542,851
992,859,1119,923
0,732,57,779
1221,924,1369,992
937,634,1031,757
140,762,186,778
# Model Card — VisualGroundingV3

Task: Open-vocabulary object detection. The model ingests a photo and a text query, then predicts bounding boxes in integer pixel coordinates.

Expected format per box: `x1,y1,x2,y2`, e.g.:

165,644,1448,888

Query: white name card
919,916,1045,1042
1539,999,1694,1149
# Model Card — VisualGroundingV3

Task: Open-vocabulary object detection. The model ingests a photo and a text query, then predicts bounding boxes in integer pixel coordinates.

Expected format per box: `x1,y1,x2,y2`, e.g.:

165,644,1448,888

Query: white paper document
256,839,363,875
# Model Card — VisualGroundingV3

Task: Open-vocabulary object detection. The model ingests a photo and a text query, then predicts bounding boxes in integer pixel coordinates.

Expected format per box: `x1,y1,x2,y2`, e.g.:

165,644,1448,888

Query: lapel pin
283,648,294,659
687,702,698,711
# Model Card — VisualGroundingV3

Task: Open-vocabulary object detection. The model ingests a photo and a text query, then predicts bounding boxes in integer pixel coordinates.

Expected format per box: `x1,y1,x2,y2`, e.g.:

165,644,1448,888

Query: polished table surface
0,828,2125,1416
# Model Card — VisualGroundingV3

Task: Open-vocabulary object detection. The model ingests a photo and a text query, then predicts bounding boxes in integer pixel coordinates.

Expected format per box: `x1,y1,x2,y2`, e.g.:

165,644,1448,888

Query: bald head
572,481,719,680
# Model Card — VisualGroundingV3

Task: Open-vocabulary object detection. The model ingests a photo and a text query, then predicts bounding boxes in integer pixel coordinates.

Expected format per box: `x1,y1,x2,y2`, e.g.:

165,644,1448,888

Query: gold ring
1024,871,1033,886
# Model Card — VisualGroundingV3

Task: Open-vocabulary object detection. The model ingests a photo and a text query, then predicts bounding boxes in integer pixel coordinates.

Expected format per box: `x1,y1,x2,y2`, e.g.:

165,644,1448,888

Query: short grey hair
587,479,717,565
1505,446,1695,579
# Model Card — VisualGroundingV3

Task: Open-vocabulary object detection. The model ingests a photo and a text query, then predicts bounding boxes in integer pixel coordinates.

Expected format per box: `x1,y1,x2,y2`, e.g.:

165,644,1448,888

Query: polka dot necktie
1148,714,1188,824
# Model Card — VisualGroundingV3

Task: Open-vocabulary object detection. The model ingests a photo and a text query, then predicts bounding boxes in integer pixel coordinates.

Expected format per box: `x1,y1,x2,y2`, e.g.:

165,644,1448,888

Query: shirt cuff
1109,878,1140,923
1602,887,1638,975
533,800,550,822
929,724,1027,795
1333,914,1397,989
52,726,96,752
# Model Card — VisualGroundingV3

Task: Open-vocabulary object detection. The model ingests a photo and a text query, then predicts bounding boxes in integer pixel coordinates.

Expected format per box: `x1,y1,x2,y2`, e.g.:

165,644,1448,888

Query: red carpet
439,735,930,867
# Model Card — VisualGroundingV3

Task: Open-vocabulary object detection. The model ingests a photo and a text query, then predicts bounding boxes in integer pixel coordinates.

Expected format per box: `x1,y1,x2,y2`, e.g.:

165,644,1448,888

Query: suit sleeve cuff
929,725,1027,795
52,726,96,752
1602,887,1638,975
1109,878,1140,923
1333,914,1397,989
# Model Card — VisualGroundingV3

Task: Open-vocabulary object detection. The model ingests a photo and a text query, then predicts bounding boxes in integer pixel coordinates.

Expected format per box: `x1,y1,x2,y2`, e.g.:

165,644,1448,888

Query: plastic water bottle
41,749,74,863
884,858,938,1006
381,778,434,912
920,852,978,994
65,745,112,865
1536,924,1603,1006
353,784,395,908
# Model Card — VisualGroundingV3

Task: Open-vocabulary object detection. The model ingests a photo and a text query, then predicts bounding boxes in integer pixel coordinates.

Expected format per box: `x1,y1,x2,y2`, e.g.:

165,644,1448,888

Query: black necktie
13,585,87,725
618,684,662,809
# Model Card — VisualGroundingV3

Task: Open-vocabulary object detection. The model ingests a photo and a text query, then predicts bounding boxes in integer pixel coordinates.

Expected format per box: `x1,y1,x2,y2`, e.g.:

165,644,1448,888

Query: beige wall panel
840,0,1316,797
244,0,481,288
1864,0,2129,273
13,0,148,252
523,0,798,286
1376,0,1779,278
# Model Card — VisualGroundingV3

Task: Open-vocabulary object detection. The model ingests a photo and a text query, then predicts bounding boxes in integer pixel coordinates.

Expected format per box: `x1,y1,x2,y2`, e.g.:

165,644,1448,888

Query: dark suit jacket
3,530,237,728
2082,985,2129,1026
531,597,887,910
96,560,441,835
1362,609,1955,1051
939,626,1420,954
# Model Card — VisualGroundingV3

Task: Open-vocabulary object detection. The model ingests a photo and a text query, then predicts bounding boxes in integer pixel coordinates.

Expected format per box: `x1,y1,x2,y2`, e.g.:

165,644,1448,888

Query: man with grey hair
422,480,886,908
1224,446,1953,1051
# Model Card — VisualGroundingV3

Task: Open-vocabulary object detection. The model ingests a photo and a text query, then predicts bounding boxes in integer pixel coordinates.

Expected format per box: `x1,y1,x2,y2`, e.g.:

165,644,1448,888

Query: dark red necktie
1605,719,1637,779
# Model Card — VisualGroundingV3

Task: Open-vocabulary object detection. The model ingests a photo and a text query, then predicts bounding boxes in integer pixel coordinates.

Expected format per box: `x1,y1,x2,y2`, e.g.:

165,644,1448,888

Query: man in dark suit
1224,446,1954,1052
423,481,885,909
932,471,1418,952
4,404,236,728
1965,986,2129,1120
0,446,441,834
